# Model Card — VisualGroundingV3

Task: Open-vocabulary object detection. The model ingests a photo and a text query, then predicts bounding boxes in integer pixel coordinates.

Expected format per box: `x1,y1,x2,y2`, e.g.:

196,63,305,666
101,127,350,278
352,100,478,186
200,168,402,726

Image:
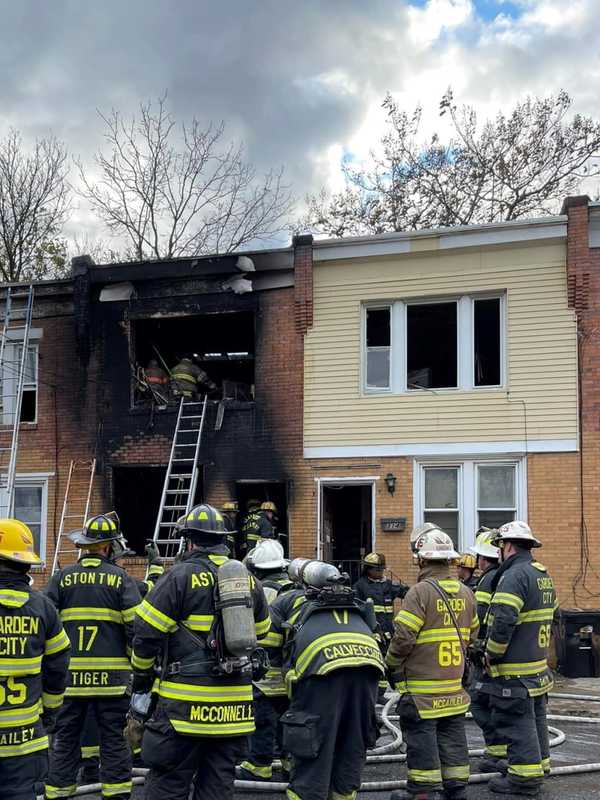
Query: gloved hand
123,715,145,751
41,708,58,734
132,670,155,695
144,542,162,567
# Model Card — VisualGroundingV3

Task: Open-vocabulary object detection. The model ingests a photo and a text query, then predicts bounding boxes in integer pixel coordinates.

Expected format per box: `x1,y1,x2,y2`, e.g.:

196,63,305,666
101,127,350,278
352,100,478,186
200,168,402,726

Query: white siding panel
304,242,577,448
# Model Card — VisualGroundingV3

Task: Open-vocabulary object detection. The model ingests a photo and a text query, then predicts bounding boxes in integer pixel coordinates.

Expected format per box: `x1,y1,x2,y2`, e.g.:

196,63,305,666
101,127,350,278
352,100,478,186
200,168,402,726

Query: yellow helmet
457,553,477,570
261,501,277,513
0,519,41,565
222,501,238,512
363,552,386,568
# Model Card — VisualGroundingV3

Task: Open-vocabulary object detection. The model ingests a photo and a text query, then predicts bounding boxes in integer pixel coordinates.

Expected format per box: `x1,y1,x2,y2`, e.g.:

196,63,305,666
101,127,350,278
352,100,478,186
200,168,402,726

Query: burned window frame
361,293,505,395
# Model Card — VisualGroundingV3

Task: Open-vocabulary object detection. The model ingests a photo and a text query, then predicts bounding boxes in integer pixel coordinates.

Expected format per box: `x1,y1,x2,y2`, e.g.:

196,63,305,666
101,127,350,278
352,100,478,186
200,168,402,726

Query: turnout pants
0,751,48,800
45,696,132,799
283,668,379,800
469,686,508,761
241,690,289,779
142,708,245,800
398,695,469,796
489,693,549,786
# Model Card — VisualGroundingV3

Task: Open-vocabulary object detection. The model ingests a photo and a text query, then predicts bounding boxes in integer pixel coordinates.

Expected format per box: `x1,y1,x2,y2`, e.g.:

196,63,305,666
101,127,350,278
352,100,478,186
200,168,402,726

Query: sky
1,0,599,249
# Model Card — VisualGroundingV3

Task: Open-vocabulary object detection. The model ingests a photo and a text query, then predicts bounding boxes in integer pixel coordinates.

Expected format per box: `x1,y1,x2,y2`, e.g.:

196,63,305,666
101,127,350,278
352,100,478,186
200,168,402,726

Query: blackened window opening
133,311,255,402
474,298,501,386
407,302,457,389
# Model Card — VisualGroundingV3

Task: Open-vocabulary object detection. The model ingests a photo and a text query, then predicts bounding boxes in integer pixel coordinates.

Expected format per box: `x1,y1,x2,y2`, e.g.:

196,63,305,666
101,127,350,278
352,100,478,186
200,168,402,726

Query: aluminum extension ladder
0,286,34,517
153,398,207,559
51,458,97,573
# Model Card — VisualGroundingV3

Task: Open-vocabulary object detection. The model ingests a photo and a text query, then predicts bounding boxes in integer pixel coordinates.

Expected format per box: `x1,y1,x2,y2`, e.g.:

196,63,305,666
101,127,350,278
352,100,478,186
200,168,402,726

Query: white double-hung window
416,460,524,551
363,294,504,394
0,476,49,563
0,342,39,424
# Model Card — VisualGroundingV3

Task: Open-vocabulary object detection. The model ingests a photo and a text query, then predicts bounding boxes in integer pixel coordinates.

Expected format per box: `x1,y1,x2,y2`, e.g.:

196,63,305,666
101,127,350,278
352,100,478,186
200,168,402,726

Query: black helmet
69,514,122,546
182,504,226,536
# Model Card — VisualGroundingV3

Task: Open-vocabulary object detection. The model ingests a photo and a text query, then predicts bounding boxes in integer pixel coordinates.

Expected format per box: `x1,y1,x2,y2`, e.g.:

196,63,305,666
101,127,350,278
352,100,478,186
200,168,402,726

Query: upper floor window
363,294,504,394
0,343,38,424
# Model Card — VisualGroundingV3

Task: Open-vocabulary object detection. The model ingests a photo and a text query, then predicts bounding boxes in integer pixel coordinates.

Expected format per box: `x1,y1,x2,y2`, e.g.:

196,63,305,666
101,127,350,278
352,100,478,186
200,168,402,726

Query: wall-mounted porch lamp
385,473,397,496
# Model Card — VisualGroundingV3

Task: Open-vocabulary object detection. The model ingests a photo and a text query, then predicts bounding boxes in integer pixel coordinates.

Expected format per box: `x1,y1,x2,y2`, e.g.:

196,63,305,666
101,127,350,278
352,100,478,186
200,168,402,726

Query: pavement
71,677,600,800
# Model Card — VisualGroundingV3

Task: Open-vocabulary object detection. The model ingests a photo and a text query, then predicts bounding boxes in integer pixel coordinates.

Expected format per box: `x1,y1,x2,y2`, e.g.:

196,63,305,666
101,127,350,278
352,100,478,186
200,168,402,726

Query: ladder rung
158,522,181,527
169,474,192,479
172,458,194,461
165,489,190,494
181,415,203,419
154,538,182,544
177,429,200,433
163,505,187,510
182,401,205,405
174,443,197,447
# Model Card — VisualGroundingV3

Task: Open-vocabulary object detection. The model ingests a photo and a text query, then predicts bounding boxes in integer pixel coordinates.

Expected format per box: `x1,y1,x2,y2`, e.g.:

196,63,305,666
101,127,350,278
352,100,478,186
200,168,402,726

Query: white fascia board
438,222,567,250
313,217,567,262
304,439,578,459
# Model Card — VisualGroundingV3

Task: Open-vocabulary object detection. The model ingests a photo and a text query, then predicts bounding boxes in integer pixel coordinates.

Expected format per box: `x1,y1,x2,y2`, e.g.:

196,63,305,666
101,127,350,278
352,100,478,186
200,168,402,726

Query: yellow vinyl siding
304,242,577,447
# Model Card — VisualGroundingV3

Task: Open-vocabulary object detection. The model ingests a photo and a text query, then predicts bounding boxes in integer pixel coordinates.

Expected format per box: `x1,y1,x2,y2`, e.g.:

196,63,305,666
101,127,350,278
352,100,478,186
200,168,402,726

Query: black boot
477,757,508,774
390,791,441,800
488,776,541,796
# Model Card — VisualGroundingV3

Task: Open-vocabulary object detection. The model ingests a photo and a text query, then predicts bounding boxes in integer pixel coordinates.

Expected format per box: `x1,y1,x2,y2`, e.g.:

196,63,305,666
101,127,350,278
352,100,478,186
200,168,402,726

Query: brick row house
2,197,600,606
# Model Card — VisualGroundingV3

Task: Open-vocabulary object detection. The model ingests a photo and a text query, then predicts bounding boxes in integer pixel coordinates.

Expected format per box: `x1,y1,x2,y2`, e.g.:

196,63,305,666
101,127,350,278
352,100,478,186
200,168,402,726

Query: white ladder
153,398,207,559
0,286,34,517
51,459,96,573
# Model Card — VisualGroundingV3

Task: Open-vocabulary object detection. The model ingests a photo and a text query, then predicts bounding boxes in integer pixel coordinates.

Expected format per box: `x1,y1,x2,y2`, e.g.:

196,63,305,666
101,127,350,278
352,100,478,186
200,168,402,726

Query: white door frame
315,476,379,560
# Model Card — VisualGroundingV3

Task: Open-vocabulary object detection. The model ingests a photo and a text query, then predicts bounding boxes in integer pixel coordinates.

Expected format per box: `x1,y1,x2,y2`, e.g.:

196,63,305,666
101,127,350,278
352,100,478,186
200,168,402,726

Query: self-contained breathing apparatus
282,559,378,668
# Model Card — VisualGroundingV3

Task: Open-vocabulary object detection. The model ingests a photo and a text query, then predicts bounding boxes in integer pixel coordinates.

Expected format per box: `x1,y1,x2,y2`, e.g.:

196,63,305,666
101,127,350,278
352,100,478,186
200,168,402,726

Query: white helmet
470,529,500,560
491,520,541,548
246,539,286,570
414,529,460,561
410,522,442,555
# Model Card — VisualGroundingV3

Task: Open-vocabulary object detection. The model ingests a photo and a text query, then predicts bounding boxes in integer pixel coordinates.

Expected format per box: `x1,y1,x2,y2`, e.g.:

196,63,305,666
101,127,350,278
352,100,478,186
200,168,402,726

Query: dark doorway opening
112,465,204,555
235,481,288,555
321,484,372,584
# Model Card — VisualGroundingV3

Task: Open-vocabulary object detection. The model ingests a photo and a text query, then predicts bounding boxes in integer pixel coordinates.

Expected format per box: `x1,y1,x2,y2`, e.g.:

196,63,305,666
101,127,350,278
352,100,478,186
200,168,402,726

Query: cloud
0,0,598,248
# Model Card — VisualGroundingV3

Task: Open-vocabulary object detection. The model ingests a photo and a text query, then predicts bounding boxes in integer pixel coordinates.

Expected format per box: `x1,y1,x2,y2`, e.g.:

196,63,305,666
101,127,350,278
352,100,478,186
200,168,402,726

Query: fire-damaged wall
92,276,304,558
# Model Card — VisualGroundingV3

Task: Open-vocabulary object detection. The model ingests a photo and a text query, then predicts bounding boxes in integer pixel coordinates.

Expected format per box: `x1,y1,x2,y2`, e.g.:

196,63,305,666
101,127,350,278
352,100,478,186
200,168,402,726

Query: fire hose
36,692,600,797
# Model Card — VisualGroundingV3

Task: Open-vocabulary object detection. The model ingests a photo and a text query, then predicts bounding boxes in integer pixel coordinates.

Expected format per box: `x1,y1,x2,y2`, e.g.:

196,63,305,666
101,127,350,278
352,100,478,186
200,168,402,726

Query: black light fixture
385,472,397,496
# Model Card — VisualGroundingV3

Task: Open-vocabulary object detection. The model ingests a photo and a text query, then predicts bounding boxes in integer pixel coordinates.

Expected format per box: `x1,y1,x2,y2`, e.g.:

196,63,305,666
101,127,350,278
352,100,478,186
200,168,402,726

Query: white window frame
362,304,393,393
362,293,506,395
0,472,51,566
413,457,526,552
0,328,42,425
315,476,379,559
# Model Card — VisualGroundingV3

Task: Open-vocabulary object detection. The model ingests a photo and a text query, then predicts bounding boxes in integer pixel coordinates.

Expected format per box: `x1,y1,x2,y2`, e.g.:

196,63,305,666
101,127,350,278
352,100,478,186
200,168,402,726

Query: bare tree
68,233,123,265
0,130,70,282
78,97,293,260
304,90,600,236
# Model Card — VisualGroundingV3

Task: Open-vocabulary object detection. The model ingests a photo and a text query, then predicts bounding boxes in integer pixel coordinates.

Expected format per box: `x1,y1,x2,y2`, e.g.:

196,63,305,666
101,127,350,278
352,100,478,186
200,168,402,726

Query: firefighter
44,514,142,800
139,542,165,597
269,558,385,800
240,499,264,555
259,502,277,538
477,521,557,797
131,503,271,800
171,355,218,399
456,552,478,589
386,528,479,800
0,519,70,799
353,552,409,700
221,501,239,557
467,530,506,773
240,539,294,782
145,359,169,390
